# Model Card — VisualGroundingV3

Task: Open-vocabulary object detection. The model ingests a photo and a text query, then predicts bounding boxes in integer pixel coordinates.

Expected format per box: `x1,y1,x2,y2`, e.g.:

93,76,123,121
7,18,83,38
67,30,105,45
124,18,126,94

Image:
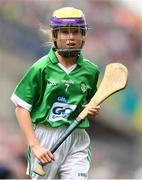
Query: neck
55,51,77,68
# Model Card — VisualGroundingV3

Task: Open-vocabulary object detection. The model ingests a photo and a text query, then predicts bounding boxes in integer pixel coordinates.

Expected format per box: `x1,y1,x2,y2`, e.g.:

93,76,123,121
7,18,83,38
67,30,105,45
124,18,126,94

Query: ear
52,37,57,41
52,29,59,39
82,35,86,41
82,36,86,40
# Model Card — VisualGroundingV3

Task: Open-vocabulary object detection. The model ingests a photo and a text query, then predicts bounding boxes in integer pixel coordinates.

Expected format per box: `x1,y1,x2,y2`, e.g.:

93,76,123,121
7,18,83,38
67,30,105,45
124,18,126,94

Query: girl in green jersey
11,7,100,179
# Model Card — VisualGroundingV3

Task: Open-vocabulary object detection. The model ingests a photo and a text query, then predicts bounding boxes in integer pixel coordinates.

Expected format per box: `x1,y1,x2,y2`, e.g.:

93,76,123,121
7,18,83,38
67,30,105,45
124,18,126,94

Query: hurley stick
33,63,128,176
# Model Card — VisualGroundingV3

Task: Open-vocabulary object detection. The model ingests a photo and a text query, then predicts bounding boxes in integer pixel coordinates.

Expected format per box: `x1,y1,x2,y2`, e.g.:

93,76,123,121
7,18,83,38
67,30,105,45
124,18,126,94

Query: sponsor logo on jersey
49,100,77,122
56,96,68,103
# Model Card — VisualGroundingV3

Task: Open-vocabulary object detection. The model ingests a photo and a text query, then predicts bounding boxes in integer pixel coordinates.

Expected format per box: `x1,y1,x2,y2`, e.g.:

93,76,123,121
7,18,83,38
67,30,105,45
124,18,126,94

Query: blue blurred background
0,0,142,178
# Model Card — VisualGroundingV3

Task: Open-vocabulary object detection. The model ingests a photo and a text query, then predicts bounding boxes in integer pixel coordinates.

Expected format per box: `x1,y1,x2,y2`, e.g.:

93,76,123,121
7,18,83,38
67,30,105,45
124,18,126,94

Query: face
53,27,86,50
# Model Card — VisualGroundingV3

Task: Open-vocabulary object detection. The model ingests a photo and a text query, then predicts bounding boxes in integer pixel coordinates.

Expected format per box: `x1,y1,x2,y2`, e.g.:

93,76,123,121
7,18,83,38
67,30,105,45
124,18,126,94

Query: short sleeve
11,65,41,111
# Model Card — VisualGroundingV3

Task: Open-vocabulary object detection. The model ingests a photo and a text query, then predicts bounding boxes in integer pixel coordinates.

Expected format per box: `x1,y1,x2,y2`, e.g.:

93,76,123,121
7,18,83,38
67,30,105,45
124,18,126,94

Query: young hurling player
11,7,100,179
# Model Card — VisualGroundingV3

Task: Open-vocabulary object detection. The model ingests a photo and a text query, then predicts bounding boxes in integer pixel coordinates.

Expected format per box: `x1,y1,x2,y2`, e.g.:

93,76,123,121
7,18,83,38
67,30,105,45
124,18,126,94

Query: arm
15,105,54,164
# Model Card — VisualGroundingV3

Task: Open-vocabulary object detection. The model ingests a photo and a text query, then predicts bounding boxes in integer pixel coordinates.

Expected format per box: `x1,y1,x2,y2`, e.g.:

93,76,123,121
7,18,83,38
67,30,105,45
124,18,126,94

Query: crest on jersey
80,82,87,93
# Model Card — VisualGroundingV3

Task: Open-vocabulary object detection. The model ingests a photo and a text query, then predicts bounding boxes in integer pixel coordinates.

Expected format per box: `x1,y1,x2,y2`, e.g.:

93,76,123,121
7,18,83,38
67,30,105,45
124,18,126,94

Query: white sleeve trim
10,93,32,111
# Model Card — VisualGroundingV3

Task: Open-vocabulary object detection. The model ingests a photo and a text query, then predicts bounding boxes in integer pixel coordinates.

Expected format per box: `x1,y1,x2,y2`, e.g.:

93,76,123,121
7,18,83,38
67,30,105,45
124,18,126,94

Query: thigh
60,154,90,179
60,130,91,179
26,125,63,179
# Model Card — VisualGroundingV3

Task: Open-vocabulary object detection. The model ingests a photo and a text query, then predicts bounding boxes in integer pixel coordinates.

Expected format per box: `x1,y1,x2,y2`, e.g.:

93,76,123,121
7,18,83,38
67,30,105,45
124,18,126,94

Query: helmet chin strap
57,49,81,58
54,38,85,58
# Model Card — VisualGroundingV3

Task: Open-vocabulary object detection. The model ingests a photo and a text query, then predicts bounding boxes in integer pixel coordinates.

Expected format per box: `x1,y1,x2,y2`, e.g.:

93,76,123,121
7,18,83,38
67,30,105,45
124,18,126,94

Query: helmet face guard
50,7,88,57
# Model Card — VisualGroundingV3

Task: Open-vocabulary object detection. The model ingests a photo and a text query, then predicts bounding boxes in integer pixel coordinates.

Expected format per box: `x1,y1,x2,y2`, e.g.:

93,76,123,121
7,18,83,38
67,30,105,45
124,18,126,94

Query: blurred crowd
0,0,141,64
0,0,142,178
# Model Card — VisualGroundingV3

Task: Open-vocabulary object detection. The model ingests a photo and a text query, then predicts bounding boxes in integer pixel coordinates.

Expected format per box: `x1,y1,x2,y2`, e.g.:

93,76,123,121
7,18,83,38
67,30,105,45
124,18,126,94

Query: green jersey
11,48,99,128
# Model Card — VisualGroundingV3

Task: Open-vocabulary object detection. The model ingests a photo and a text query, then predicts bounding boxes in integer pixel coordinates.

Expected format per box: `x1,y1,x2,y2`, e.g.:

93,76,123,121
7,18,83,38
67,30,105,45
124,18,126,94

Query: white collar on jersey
58,63,77,74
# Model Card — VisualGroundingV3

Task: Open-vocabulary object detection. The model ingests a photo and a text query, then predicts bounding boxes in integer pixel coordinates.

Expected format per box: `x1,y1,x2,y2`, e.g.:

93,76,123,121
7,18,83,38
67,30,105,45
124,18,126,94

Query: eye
62,29,69,34
73,30,79,34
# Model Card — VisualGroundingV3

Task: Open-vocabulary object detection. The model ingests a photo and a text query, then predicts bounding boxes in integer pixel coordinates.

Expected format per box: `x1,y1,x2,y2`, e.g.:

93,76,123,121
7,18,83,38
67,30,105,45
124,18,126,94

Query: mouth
66,42,76,48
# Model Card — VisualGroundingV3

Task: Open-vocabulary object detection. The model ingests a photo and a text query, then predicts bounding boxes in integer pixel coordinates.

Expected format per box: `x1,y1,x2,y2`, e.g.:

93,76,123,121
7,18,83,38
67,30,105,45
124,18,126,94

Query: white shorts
27,125,91,179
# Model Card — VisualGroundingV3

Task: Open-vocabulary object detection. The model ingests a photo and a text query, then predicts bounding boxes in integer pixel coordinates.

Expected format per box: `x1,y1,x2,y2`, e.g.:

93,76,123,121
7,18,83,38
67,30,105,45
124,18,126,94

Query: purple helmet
50,7,87,29
50,7,88,57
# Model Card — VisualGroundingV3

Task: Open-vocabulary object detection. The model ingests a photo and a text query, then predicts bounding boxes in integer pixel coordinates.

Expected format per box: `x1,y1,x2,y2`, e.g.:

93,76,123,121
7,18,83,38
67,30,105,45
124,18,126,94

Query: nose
68,32,74,39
